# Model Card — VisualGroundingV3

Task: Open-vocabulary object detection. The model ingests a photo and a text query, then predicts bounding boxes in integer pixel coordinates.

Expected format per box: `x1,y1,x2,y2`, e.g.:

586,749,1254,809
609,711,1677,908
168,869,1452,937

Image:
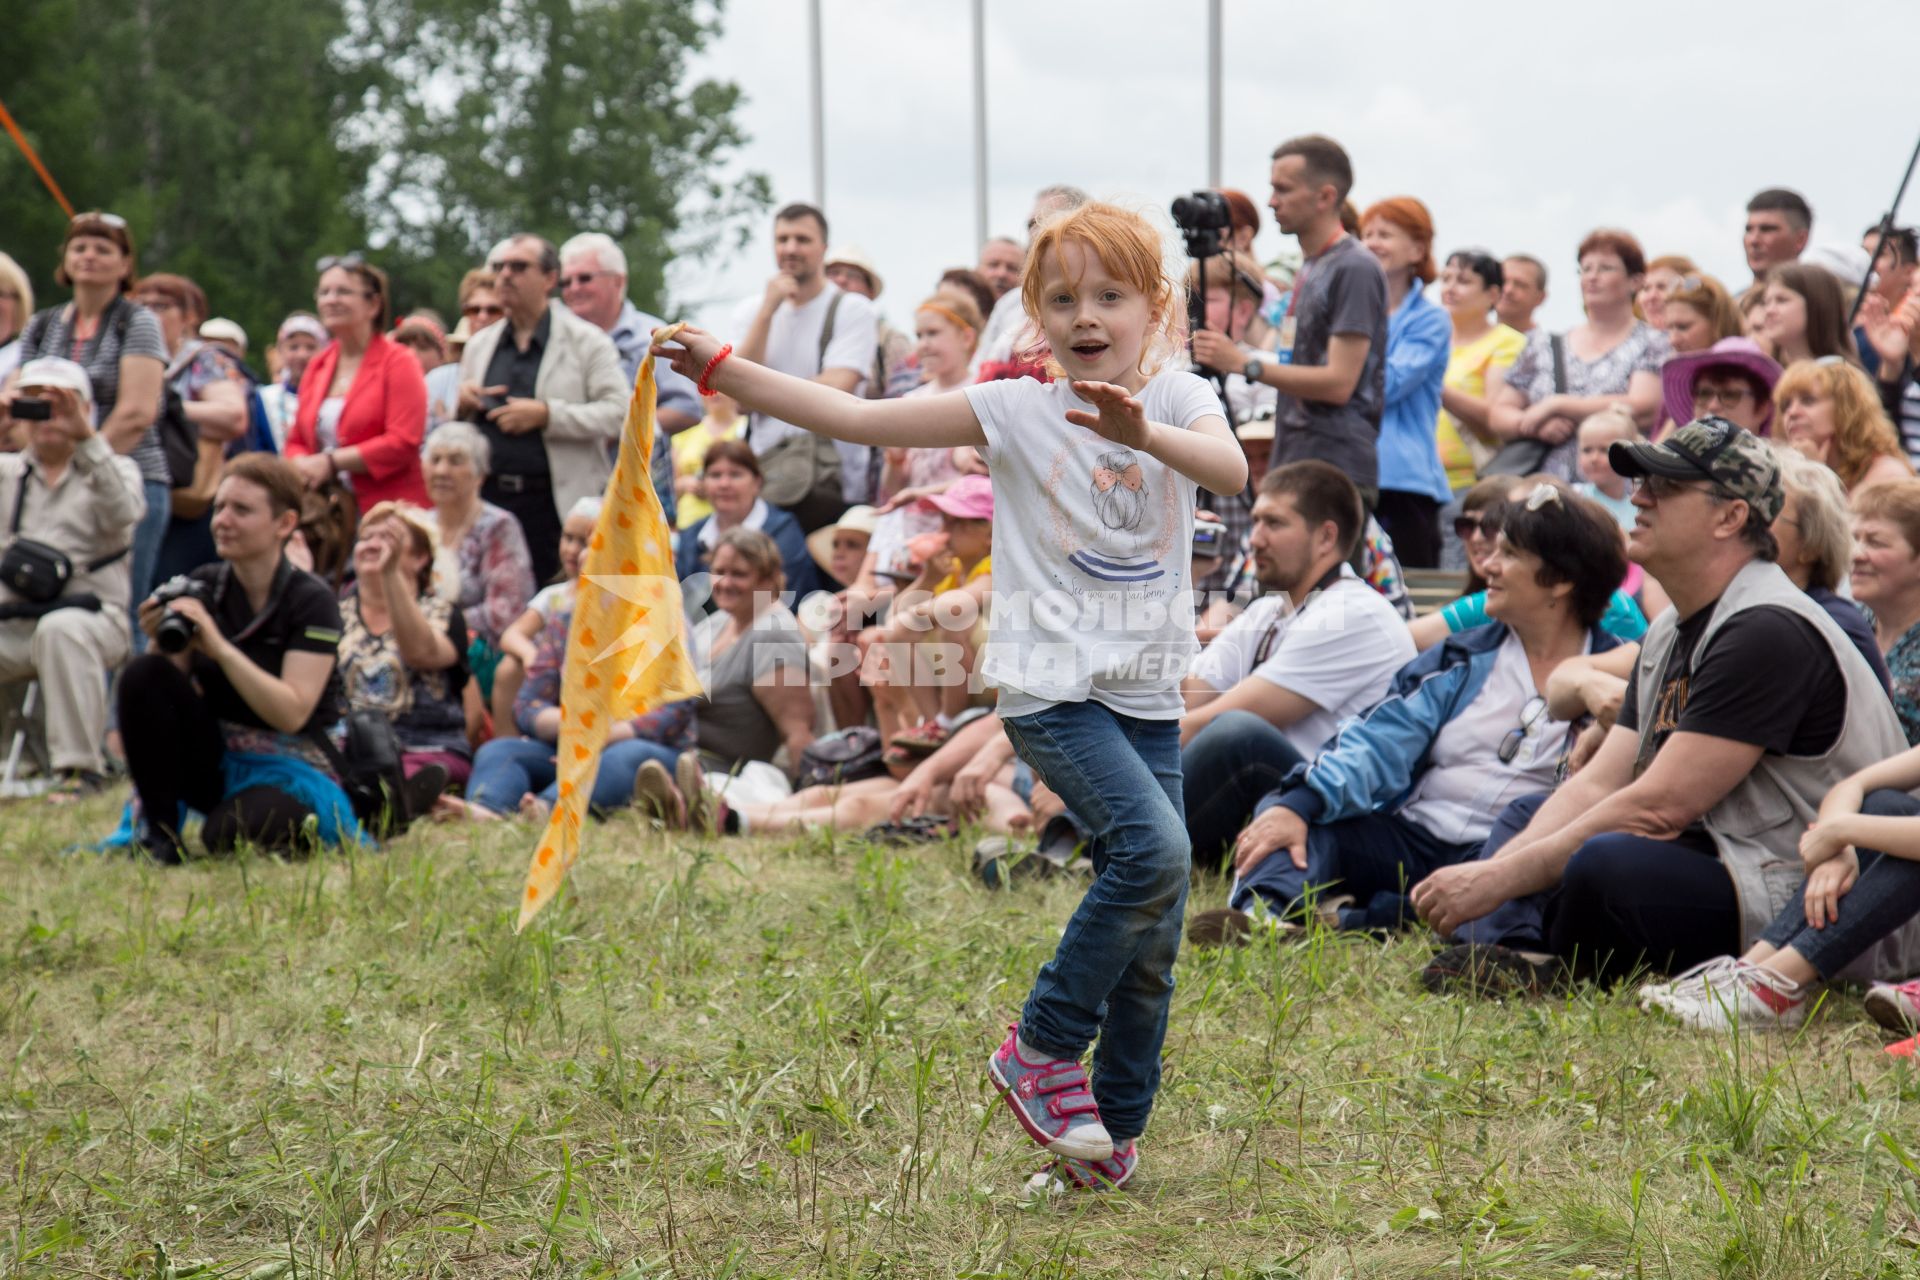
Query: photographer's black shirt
185,559,344,738
473,310,552,479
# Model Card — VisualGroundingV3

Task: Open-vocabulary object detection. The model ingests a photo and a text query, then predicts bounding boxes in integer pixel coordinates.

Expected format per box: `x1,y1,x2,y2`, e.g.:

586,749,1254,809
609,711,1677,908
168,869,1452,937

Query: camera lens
154,611,196,654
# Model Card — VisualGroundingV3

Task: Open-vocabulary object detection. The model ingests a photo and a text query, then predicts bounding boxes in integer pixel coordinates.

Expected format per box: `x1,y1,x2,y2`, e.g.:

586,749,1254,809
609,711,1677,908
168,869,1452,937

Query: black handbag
309,708,414,836
796,725,886,789
0,469,128,604
1482,333,1568,478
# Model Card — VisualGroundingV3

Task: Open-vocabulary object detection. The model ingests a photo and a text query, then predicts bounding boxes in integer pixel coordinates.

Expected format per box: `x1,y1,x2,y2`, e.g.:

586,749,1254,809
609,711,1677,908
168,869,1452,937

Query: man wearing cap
732,203,880,531
0,358,147,796
1659,336,1782,437
1415,418,1917,994
557,231,700,525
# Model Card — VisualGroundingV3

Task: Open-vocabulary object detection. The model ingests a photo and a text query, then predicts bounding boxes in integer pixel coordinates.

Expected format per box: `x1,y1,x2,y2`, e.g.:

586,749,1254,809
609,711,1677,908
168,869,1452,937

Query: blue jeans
468,736,682,815
1233,805,1479,930
1760,788,1920,978
1182,710,1309,872
1001,701,1188,1143
128,478,172,653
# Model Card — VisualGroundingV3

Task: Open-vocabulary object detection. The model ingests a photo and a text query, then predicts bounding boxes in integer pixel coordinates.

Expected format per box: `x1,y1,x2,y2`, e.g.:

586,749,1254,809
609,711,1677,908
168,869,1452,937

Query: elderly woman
1191,486,1632,945
674,440,818,601
1,213,168,619
336,501,470,790
285,255,429,514
421,422,535,710
1775,358,1912,496
131,272,250,581
1488,229,1669,480
1851,479,1920,745
0,251,33,383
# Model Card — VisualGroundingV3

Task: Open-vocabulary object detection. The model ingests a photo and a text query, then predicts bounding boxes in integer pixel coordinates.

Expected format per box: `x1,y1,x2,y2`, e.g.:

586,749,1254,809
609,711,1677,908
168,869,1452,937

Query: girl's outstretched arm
653,325,985,449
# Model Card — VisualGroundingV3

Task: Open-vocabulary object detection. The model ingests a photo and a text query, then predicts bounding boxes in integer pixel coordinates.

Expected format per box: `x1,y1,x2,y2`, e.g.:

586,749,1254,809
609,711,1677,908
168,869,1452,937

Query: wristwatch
1242,356,1266,383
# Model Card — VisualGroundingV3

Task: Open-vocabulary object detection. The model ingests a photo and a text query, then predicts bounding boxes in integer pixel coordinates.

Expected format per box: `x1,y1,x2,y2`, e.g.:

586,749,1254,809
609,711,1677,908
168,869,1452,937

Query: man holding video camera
0,358,146,797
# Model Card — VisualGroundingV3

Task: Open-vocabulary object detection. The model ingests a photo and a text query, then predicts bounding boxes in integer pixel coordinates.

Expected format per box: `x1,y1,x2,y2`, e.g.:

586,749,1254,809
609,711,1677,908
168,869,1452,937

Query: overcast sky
668,0,1920,337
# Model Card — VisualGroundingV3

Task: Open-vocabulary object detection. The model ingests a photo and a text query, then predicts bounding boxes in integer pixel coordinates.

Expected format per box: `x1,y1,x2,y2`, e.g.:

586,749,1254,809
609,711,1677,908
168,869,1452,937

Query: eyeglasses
136,295,178,312
1692,384,1755,408
71,211,128,230
1641,474,1724,503
559,272,602,289
1453,513,1502,540
1498,695,1550,765
489,258,537,275
463,303,505,318
316,252,367,273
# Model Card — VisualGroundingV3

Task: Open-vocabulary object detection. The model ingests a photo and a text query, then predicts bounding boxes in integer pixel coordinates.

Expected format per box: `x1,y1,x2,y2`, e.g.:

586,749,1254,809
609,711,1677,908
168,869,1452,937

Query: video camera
1170,190,1232,261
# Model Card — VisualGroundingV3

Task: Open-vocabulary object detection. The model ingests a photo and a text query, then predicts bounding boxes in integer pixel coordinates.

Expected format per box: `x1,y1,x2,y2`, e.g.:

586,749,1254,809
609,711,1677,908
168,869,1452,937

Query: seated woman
1190,485,1628,946
1851,478,1920,744
1411,476,1647,650
116,454,371,862
336,501,472,788
674,441,817,603
1776,357,1912,498
1639,742,1920,1033
865,475,995,764
445,498,699,821
421,422,535,722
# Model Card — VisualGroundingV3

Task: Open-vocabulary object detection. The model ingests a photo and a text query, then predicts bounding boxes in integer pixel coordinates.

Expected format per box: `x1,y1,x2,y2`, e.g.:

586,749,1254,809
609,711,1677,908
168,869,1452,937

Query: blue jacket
1265,621,1624,824
1376,286,1452,503
675,505,820,602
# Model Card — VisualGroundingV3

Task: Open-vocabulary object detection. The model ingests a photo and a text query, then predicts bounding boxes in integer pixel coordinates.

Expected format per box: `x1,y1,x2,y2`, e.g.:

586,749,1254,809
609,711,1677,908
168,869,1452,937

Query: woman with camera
117,453,365,862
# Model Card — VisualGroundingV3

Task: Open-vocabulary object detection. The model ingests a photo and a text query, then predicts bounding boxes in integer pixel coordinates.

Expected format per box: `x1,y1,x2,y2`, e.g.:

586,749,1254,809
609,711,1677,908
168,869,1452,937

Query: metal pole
972,0,988,248
1206,0,1222,188
1852,129,1920,326
808,0,825,206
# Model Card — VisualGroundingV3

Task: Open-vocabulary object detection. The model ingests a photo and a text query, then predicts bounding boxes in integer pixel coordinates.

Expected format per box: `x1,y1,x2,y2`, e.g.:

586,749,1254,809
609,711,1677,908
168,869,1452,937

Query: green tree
341,0,768,323
1,0,763,356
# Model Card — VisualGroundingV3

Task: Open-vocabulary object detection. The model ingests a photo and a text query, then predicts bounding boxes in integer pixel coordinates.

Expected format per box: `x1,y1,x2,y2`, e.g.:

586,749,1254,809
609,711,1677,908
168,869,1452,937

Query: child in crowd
1573,404,1639,533
653,202,1246,1192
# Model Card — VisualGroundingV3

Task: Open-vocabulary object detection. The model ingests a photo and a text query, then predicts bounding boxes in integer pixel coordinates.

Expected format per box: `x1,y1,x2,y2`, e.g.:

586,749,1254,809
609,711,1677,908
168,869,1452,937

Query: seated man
1415,419,1920,994
1191,482,1628,946
0,358,146,798
1181,461,1415,868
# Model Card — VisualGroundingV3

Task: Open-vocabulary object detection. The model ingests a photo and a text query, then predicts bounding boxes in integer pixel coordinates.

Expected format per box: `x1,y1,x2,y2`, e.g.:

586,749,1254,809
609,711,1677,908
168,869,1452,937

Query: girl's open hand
649,324,724,382
1065,381,1152,451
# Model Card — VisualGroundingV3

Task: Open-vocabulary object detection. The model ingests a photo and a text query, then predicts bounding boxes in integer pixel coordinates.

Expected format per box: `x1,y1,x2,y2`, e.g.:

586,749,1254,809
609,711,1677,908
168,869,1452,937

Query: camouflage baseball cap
1609,416,1783,523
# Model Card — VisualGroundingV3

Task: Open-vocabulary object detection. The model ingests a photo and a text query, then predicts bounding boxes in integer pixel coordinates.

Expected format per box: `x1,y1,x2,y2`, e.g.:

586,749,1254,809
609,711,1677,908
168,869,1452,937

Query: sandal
889,721,952,758
632,759,687,828
863,814,955,846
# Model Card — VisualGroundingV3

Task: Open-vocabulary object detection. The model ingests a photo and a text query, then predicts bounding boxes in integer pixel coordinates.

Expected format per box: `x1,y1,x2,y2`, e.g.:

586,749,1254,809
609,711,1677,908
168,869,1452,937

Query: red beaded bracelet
698,344,734,397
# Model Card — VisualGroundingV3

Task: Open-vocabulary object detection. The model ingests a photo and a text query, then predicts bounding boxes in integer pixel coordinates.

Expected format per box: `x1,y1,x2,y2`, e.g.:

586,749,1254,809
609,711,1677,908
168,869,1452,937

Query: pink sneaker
987,1025,1112,1162
1025,1141,1138,1197
1865,979,1920,1033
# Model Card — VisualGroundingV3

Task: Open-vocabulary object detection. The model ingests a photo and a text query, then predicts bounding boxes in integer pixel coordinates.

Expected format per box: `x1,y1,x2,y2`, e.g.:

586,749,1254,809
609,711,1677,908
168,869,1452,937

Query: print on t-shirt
1069,448,1171,581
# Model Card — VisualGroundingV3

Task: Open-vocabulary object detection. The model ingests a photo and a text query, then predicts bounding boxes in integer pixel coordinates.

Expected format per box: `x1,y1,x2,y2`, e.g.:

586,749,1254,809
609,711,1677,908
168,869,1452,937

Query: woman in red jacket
286,255,429,513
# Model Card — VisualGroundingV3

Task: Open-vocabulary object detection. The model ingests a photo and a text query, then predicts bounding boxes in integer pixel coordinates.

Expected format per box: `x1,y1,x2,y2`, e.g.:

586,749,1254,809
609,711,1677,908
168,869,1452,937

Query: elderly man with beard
1178,461,1415,876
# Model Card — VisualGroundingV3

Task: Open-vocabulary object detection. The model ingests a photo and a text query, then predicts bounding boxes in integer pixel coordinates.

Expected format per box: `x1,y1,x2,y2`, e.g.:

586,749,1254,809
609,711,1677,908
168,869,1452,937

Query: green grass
7,792,1920,1278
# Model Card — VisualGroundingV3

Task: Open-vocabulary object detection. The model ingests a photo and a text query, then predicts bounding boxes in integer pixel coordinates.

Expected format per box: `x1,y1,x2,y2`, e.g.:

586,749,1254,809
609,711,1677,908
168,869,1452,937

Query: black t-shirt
474,311,552,478
185,559,344,737
1619,603,1845,760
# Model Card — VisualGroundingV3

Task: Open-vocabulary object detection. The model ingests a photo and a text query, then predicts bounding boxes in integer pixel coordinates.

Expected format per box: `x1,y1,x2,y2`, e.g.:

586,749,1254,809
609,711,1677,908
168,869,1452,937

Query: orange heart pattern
517,351,705,931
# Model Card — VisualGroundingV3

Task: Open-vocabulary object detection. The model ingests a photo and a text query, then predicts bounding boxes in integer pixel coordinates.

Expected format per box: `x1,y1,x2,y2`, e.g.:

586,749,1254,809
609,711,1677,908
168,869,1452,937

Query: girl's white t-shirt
963,370,1223,720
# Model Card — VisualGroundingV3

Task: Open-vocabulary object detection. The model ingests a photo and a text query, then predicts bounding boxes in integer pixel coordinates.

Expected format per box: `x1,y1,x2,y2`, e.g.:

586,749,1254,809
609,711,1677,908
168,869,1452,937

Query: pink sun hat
917,473,994,520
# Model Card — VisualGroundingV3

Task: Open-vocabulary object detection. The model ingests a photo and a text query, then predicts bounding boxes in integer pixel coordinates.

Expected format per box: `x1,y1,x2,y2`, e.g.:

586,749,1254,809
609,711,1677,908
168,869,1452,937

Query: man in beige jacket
458,233,626,581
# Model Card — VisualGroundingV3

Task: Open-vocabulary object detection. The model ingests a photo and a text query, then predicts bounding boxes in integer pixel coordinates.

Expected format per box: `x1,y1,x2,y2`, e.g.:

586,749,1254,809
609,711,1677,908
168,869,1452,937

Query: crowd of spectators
7,133,1920,1070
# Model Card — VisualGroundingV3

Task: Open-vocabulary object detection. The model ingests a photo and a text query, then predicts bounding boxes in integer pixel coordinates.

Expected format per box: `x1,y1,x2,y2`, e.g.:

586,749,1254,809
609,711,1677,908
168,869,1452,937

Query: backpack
795,725,887,790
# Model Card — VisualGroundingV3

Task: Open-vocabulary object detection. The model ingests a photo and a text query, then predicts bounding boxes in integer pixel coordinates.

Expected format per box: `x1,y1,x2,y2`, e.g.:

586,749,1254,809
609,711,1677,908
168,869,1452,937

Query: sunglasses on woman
1452,509,1504,540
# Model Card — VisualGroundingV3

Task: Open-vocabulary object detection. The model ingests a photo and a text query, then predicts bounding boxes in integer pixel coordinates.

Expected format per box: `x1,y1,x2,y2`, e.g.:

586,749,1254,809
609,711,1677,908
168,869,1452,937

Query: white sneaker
1864,979,1920,1033
1641,956,1810,1031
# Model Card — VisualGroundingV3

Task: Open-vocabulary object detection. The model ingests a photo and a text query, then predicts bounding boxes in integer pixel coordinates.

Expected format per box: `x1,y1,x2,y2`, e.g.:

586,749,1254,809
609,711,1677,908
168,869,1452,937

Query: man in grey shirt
1240,134,1387,498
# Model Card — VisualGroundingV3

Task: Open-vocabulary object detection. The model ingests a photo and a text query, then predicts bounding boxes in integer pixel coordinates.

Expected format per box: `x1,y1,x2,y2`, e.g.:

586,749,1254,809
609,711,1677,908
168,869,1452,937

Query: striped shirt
18,298,171,484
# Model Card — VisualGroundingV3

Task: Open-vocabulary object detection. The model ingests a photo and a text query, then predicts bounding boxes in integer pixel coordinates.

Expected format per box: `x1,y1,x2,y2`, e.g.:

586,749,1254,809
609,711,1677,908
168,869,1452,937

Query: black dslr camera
150,574,216,654
1170,190,1232,261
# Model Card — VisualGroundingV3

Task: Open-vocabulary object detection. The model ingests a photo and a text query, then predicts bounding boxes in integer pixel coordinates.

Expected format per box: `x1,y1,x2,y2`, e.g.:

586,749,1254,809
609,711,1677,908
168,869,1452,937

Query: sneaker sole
987,1055,1113,1162
1864,989,1919,1033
